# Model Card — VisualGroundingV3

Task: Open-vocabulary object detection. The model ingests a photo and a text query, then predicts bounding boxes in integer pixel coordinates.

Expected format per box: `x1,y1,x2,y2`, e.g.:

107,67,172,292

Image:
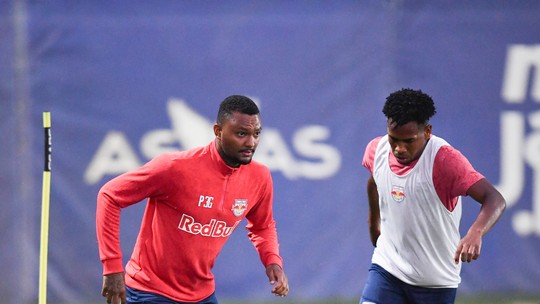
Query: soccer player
360,88,506,304
96,95,289,304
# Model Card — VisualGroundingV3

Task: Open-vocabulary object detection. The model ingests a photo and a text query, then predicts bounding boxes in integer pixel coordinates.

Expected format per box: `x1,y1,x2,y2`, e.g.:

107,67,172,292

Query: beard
235,149,255,165
238,157,253,165
219,148,255,167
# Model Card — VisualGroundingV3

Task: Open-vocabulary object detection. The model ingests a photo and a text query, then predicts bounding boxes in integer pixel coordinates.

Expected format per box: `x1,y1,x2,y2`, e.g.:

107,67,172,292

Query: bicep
367,175,379,210
246,175,274,230
434,146,484,198
100,155,173,207
466,178,504,206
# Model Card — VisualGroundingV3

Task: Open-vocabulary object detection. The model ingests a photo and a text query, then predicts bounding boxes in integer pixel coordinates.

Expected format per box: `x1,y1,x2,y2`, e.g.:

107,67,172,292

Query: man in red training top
97,95,289,304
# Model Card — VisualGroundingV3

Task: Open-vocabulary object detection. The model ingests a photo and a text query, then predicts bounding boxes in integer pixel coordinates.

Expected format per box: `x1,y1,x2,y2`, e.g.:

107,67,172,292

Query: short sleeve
433,145,485,210
362,137,383,175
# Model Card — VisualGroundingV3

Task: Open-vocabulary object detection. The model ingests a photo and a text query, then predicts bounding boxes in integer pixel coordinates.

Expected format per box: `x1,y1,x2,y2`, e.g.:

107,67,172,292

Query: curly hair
382,88,437,127
216,95,260,124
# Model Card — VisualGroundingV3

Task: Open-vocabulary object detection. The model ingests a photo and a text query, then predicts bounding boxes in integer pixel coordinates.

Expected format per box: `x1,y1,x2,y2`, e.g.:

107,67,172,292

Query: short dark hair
382,88,436,126
216,95,260,124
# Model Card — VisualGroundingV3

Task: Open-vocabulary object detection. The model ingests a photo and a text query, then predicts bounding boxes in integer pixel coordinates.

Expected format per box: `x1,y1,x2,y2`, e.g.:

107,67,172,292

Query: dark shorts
126,286,218,304
360,264,457,304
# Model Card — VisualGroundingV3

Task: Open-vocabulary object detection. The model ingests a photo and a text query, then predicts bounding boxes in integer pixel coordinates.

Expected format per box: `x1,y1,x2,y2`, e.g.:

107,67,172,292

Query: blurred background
1,1,540,303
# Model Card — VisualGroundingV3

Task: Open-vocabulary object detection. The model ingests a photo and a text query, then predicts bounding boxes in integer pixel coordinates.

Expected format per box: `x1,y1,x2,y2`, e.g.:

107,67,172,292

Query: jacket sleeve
245,169,283,269
96,154,172,275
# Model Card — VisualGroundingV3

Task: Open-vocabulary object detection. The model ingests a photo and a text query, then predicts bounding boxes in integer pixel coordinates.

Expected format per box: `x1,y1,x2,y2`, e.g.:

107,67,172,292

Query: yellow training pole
39,112,52,304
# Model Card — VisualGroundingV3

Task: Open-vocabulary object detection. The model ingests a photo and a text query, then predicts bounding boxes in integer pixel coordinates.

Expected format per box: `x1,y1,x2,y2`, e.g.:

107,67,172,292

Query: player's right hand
101,272,126,304
266,264,289,297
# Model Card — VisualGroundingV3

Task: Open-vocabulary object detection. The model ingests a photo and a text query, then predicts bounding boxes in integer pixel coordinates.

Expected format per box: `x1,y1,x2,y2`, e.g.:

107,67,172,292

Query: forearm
467,179,506,236
469,192,506,236
96,164,163,273
367,176,380,246
247,224,283,268
96,190,124,274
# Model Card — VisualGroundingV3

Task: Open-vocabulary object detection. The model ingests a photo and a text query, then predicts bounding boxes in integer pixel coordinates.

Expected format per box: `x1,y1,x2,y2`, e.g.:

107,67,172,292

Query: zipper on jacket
219,173,231,211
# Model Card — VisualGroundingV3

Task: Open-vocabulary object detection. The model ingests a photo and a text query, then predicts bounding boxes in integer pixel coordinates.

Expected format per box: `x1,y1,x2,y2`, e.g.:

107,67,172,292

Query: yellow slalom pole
39,112,52,304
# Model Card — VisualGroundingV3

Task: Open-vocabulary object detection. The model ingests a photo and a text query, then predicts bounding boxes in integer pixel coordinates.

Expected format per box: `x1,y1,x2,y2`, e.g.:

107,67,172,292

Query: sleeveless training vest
372,135,462,288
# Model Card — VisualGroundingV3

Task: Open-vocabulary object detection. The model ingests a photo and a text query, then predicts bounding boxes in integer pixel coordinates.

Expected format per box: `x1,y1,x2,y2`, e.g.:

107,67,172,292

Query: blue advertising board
1,1,539,303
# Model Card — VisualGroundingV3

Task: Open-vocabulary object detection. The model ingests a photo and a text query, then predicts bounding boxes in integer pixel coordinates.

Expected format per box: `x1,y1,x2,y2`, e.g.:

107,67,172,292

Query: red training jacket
96,140,283,302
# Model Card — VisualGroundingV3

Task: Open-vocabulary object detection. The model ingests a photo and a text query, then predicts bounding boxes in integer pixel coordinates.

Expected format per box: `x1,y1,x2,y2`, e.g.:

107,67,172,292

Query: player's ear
213,123,222,139
424,123,432,139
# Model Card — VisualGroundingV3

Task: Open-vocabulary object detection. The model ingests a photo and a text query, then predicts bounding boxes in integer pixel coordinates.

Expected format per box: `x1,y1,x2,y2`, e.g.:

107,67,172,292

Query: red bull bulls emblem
391,185,406,203
232,199,248,216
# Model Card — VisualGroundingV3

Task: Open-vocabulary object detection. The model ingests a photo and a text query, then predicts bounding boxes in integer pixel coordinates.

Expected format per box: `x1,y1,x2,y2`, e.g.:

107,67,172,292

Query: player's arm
454,178,506,264
362,137,382,247
96,179,138,304
367,175,381,247
96,154,172,302
96,182,128,304
247,216,289,297
245,171,288,296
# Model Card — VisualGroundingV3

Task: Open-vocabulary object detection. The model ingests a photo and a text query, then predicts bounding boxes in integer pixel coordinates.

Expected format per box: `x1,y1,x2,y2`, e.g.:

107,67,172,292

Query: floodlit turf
218,294,540,304
46,294,540,304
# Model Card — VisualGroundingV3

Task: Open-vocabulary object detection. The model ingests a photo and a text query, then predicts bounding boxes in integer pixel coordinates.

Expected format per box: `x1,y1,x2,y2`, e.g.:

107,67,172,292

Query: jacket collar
209,139,239,176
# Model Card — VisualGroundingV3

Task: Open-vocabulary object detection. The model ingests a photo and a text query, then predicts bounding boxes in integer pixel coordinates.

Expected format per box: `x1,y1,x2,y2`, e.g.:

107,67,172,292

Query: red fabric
362,136,484,211
96,140,282,302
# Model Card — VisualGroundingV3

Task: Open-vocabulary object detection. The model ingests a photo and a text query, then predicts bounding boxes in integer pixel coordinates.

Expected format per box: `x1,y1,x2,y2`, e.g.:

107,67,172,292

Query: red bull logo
391,185,406,202
231,199,248,216
178,214,240,237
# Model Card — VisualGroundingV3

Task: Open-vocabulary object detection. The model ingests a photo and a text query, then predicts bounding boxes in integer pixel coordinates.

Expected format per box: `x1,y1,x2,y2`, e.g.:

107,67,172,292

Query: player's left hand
265,263,289,297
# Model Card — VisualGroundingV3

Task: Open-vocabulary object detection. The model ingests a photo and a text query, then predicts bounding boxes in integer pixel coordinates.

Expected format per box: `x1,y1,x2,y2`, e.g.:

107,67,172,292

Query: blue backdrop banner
1,1,539,303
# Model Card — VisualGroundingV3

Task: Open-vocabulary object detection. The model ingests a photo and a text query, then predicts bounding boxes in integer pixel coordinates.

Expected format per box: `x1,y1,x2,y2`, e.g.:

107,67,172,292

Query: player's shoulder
432,137,470,165
364,136,385,156
430,136,458,153
371,135,384,145
151,145,207,166
242,160,272,181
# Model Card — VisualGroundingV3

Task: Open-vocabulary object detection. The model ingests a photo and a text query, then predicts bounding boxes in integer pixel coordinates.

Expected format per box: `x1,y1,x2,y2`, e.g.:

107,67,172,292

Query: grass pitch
219,294,540,304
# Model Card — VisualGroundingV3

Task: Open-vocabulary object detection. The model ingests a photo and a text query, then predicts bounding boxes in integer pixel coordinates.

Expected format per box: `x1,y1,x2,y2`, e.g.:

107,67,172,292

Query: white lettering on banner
498,44,540,236
501,44,540,103
254,126,342,180
84,98,342,184
84,132,141,184
178,214,240,237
